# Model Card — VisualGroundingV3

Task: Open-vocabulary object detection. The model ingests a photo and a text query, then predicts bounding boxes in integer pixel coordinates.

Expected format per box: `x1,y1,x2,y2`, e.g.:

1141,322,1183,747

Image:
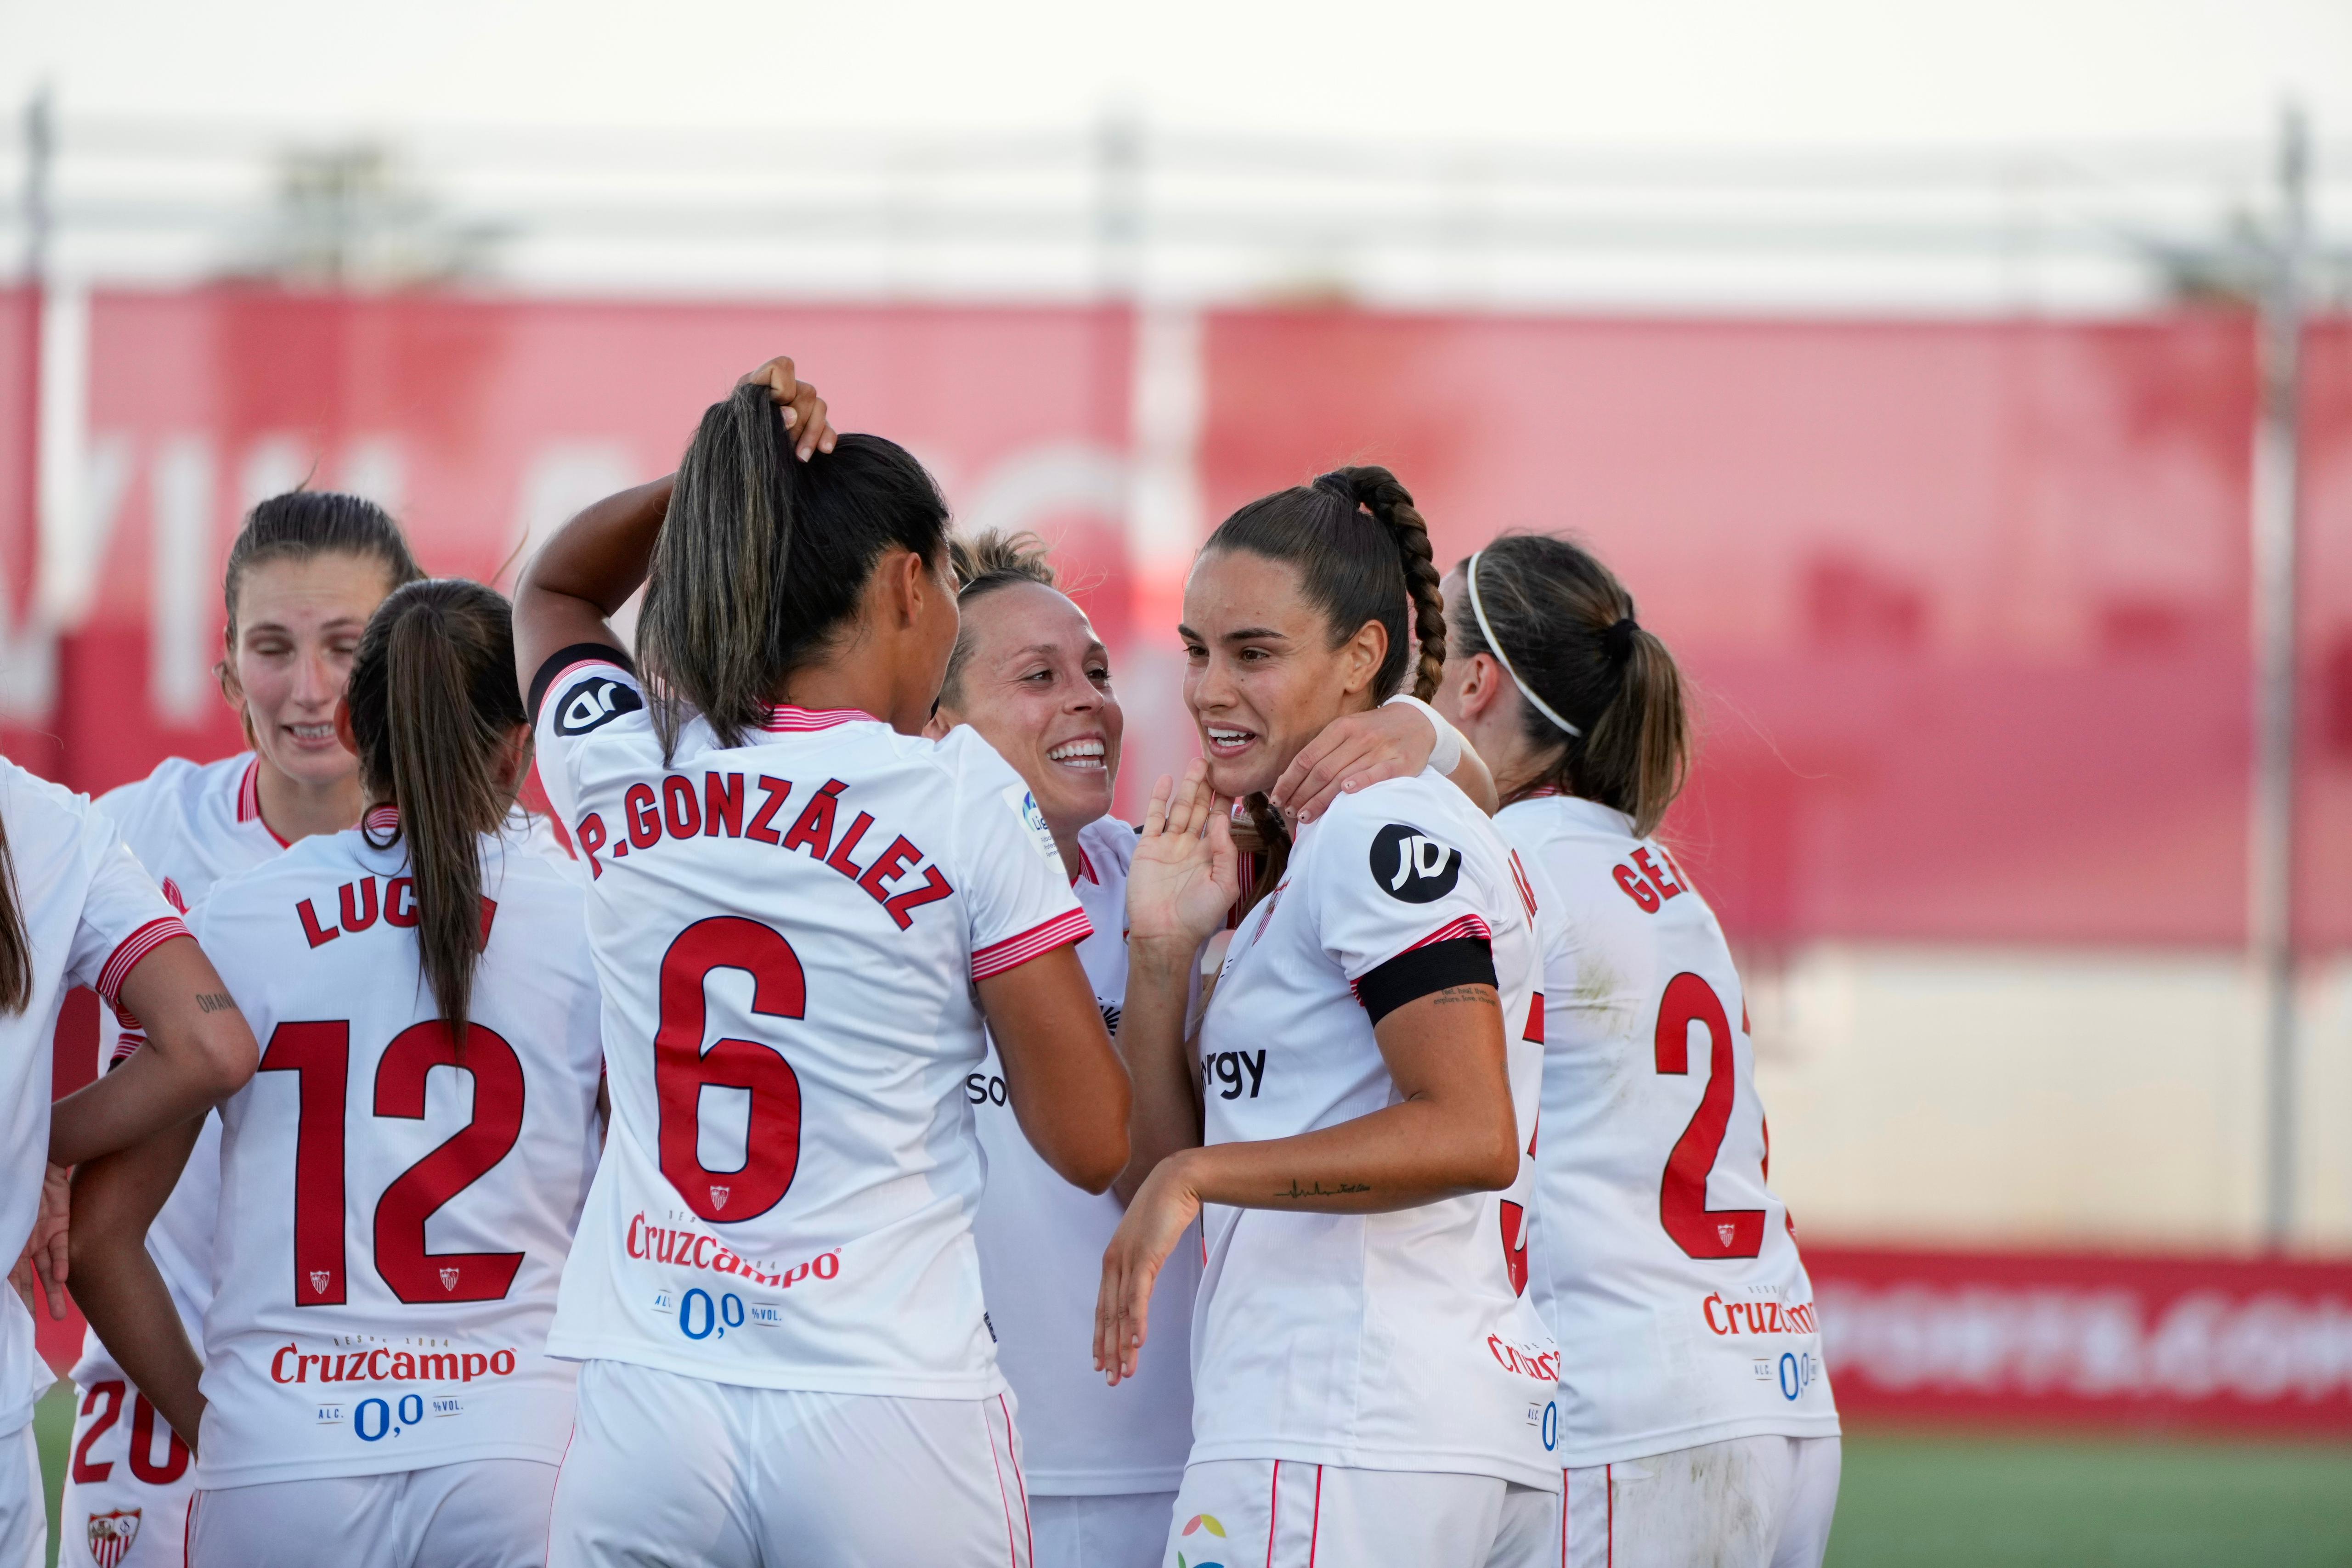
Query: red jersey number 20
655,917,806,1225
1653,972,1765,1260
259,1019,528,1308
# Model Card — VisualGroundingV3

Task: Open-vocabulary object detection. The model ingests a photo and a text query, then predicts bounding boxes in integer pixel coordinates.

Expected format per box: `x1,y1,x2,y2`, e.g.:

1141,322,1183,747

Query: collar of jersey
759,704,880,732
1519,791,1637,838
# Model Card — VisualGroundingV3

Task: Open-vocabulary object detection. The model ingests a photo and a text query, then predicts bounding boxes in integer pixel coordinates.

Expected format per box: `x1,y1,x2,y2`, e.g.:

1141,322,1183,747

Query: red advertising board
1806,1245,2352,1433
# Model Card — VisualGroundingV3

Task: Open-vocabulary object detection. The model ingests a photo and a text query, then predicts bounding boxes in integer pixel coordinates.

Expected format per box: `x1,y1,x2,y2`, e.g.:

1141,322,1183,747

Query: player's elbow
1054,1119,1131,1196
188,1013,259,1105
1447,1112,1522,1194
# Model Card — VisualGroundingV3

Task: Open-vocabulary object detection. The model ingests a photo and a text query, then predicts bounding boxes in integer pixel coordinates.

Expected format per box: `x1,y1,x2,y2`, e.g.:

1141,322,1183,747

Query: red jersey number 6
655,917,807,1224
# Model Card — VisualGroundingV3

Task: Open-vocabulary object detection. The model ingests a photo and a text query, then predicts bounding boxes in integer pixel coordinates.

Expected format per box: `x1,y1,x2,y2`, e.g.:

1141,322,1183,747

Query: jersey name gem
1370,822,1463,902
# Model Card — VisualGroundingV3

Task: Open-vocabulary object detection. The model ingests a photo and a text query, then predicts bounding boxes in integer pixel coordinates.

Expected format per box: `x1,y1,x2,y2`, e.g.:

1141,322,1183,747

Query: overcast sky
6,0,2351,146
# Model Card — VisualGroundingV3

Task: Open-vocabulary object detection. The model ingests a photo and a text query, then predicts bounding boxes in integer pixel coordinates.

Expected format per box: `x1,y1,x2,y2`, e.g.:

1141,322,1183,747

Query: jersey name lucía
192,816,605,1487
531,651,1089,1397
1190,770,1560,1490
1497,794,1839,1467
72,755,288,1400
0,761,188,1437
970,815,1199,1495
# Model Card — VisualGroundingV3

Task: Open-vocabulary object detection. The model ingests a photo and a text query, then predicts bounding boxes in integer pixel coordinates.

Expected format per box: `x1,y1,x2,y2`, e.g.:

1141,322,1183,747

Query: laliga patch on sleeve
1003,783,1063,863
1371,822,1462,902
553,675,644,737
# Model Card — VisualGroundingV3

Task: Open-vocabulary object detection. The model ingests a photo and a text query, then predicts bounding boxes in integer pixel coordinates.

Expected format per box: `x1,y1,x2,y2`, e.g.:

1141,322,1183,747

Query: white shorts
186,1458,558,1568
1165,1458,1556,1568
546,1358,1036,1568
59,1379,196,1568
0,1423,41,1568
1557,1435,1841,1568
1033,1491,1176,1568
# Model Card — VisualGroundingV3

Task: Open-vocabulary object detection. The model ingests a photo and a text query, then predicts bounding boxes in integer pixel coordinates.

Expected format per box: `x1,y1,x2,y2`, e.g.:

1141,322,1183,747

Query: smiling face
937,580,1121,840
221,552,401,792
1181,547,1387,800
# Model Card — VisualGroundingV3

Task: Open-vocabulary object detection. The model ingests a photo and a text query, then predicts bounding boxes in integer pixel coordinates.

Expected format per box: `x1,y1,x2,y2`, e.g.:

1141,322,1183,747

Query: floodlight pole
2253,105,2309,1248
12,87,51,640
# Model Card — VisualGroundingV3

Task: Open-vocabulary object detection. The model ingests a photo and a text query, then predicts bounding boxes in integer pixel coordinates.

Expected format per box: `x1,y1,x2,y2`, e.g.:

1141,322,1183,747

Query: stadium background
6,3,2352,1562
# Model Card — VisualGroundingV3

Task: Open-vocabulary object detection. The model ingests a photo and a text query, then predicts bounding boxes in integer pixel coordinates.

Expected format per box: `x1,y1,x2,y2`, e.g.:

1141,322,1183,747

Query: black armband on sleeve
1354,937,1497,1027
528,643,636,725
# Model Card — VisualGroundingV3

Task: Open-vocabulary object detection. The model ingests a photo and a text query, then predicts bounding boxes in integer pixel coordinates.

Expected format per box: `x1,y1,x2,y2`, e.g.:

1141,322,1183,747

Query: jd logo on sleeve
1371,822,1461,902
554,676,645,736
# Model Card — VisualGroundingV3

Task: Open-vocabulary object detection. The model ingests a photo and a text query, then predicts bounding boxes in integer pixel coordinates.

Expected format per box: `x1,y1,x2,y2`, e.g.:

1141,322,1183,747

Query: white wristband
1384,693,1464,777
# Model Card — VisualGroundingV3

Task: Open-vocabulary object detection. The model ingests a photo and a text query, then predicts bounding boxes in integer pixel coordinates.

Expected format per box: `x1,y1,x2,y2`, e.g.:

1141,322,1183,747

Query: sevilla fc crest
309,1269,333,1296
708,1186,730,1211
87,1508,141,1568
440,1267,461,1292
1717,1223,1737,1247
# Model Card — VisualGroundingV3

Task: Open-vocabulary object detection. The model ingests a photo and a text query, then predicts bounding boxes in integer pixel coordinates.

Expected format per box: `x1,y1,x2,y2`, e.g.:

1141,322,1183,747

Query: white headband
1465,550,1582,739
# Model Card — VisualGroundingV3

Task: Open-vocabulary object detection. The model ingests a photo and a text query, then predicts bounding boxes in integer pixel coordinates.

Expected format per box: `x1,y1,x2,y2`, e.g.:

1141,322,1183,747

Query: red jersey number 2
259,1018,528,1308
1653,972,1764,1260
655,917,806,1225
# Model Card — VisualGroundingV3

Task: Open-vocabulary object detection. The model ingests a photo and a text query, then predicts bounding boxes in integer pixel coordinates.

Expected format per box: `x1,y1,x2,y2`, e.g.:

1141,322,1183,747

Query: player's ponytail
638,385,951,760
345,579,528,1045
1201,464,1446,902
1453,534,1690,837
0,818,28,1015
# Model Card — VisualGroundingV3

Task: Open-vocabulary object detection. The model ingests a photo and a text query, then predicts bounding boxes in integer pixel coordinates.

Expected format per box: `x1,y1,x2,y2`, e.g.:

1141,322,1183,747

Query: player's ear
922,704,955,741
1459,652,1506,722
1338,618,1389,698
334,696,359,758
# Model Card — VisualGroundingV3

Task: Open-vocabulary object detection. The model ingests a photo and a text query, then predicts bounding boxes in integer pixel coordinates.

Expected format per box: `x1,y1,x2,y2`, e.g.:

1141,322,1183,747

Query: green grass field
29,1382,2352,1567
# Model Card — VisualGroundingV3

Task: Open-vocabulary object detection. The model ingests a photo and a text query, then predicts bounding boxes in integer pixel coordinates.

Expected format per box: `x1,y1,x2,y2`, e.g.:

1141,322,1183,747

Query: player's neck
255,762,366,843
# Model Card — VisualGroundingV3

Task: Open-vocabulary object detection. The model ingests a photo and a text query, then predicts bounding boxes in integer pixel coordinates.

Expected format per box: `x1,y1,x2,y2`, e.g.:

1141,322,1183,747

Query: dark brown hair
940,530,1058,708
636,386,950,759
221,490,423,648
0,821,27,1014
1453,534,1689,837
1203,465,1446,901
345,579,527,1044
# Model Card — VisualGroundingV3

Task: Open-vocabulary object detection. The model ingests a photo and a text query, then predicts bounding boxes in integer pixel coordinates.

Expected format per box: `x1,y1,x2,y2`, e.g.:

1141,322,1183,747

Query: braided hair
1201,463,1446,902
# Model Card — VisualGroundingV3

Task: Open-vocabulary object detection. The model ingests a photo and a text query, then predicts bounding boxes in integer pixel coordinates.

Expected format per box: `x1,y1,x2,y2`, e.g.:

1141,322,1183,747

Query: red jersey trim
363,803,402,835
237,760,291,848
1405,913,1493,952
970,907,1094,982
758,705,876,733
96,916,193,1006
1073,845,1097,886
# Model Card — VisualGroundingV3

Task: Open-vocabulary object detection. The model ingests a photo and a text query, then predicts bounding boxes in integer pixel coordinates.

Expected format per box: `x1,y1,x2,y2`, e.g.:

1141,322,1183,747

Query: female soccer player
0,767,260,1567
1430,535,1841,1568
58,489,421,1568
520,359,1131,1567
70,577,606,1568
1098,468,1559,1568
933,530,1497,1568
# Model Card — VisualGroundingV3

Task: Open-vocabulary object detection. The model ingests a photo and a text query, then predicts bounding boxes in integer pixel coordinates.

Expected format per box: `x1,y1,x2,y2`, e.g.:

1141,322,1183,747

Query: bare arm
49,940,256,1168
978,947,1131,1194
68,1117,208,1447
511,356,836,693
1113,765,1243,1203
1095,979,1517,1383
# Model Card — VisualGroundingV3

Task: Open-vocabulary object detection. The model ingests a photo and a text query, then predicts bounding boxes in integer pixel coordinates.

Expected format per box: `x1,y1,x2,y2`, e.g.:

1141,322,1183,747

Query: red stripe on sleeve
970,907,1093,982
96,916,192,1006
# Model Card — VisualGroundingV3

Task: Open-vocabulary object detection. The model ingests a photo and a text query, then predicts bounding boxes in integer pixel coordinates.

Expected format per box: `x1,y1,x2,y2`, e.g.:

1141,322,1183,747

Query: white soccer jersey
71,755,286,1401
0,760,187,1436
190,808,604,1488
1496,794,1839,1468
970,813,1198,1496
530,649,1089,1398
1188,768,1560,1491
